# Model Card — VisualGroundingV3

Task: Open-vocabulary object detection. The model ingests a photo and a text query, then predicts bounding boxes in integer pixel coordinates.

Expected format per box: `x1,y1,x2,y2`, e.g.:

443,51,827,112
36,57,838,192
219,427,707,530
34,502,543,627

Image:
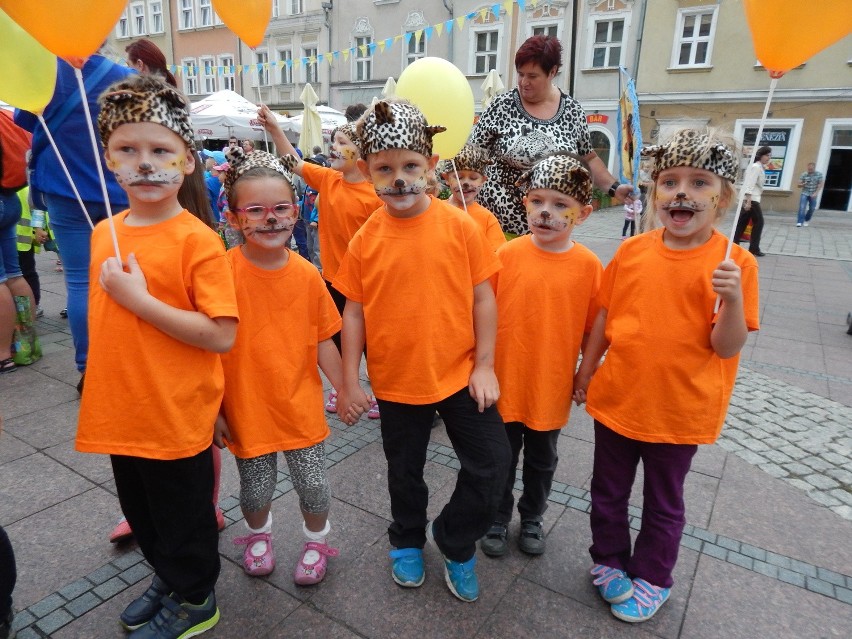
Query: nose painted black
138,162,153,173
394,179,406,188
676,192,686,200
267,216,277,225
540,210,551,218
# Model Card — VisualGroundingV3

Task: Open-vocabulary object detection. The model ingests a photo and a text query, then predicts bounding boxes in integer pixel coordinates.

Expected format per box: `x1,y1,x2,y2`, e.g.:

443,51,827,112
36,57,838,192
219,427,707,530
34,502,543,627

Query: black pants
325,280,347,353
378,387,511,562
621,219,635,237
0,526,15,618
17,247,39,305
734,202,764,253
111,448,219,603
497,422,560,524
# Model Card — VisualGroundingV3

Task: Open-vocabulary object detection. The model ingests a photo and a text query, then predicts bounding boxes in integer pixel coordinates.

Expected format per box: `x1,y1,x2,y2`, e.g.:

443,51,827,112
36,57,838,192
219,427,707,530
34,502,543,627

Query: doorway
821,148,852,211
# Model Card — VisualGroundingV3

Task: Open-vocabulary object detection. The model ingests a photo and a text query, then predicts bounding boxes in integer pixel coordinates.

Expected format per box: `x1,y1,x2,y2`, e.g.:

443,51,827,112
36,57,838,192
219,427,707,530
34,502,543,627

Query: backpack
0,110,32,191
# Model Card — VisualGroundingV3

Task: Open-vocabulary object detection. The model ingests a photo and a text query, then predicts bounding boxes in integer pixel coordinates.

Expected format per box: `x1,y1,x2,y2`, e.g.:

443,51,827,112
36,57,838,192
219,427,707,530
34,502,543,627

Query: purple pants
589,421,697,588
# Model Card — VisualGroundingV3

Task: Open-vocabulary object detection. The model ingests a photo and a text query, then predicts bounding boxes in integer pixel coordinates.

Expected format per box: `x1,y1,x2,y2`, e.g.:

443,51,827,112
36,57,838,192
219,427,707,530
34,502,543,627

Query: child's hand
712,259,743,304
99,253,150,311
572,370,592,405
257,104,282,135
337,384,371,426
33,228,48,245
213,414,231,449
469,365,499,412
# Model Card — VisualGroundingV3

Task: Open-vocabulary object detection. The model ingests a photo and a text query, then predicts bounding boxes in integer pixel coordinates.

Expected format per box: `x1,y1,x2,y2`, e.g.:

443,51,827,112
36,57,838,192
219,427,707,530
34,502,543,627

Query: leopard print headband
356,100,446,158
436,143,493,177
515,153,593,205
98,75,194,148
224,147,291,204
641,129,738,183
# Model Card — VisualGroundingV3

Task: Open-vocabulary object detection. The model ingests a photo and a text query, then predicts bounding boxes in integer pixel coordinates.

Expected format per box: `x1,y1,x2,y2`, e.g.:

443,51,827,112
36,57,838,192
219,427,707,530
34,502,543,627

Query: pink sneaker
367,399,380,419
233,532,275,576
325,390,338,413
109,517,134,544
293,541,339,585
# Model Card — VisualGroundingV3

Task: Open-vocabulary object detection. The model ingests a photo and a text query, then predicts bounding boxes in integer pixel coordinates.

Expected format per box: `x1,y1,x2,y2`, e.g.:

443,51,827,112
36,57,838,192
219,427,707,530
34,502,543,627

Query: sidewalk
1,207,850,638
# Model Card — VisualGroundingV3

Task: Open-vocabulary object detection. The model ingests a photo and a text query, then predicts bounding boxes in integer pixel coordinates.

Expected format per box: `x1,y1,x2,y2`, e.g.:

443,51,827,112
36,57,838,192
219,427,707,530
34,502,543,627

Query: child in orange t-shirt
437,143,506,251
332,100,510,604
215,148,344,586
573,129,759,624
482,153,601,559
258,104,383,417
75,75,239,637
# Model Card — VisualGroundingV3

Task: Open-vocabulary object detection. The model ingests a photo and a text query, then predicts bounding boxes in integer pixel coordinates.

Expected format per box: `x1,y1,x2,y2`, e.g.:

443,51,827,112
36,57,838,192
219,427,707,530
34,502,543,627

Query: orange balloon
744,0,852,73
0,0,127,68
212,0,272,49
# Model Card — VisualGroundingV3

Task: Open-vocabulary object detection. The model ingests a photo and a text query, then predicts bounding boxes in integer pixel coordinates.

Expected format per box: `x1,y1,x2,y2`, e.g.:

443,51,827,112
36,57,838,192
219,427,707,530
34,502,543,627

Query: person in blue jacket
15,48,133,387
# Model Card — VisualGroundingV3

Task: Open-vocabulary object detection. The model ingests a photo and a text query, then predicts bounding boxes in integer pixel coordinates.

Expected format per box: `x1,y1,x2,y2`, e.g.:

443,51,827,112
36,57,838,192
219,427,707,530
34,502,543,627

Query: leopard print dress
469,89,592,235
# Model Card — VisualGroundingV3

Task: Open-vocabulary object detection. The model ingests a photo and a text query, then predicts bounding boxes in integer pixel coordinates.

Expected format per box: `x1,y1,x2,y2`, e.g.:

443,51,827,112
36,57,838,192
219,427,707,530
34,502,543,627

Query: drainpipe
443,0,453,62
568,0,578,96
323,1,333,104
632,0,648,81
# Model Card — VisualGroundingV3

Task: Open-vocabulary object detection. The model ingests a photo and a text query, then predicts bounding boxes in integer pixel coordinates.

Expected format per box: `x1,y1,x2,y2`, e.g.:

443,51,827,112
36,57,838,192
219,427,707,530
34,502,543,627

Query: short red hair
514,35,563,75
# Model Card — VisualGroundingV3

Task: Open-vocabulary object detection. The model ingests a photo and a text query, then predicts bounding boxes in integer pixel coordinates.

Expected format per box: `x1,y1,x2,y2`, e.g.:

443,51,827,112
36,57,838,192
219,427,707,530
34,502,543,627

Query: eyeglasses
233,203,297,219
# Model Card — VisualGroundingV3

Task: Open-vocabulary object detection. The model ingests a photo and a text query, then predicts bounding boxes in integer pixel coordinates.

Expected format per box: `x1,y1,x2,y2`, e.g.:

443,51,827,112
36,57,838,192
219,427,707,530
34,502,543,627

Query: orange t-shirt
220,249,341,457
76,210,239,460
302,162,383,283
333,196,502,404
586,229,760,444
462,201,507,252
493,236,602,430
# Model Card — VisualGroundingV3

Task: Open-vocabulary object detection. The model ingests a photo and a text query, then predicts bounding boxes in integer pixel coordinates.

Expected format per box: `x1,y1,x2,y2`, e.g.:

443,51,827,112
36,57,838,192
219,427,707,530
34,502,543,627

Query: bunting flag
158,1,561,79
617,67,643,188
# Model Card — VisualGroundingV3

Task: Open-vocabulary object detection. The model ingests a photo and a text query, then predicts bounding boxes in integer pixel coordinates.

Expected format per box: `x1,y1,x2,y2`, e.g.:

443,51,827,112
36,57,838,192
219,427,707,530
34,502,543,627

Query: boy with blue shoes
334,100,511,602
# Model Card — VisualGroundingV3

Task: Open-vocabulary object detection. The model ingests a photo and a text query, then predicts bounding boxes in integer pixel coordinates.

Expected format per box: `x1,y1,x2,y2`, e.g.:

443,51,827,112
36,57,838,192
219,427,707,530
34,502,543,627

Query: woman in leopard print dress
470,35,633,236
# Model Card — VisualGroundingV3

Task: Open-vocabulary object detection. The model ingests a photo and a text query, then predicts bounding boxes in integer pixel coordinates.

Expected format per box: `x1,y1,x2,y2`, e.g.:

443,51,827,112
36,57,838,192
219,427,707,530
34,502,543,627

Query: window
116,8,130,38
355,36,373,81
303,47,318,83
148,1,164,34
255,51,270,86
590,19,624,68
405,32,425,67
590,129,614,173
672,7,717,68
179,0,194,30
278,49,293,84
735,118,804,191
199,0,213,27
532,24,558,39
200,56,216,94
287,0,303,15
272,0,279,19
182,58,198,95
474,30,499,74
218,55,234,91
131,2,146,36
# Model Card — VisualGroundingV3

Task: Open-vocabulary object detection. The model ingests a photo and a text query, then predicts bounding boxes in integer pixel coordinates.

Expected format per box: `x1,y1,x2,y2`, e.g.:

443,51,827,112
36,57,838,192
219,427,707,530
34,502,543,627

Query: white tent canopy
281,105,347,143
189,90,287,142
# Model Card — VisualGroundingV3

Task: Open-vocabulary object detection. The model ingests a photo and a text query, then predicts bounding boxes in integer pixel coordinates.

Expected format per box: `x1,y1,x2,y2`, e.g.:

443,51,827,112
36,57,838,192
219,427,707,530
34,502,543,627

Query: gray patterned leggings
235,442,330,514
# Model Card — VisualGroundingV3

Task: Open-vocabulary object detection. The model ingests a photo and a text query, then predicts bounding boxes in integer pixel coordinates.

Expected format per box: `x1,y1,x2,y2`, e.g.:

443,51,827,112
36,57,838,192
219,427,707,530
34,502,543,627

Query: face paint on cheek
341,148,356,161
560,207,581,224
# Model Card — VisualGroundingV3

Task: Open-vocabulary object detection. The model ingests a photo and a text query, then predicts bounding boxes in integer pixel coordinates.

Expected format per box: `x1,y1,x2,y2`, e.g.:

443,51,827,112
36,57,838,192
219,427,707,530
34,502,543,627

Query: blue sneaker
610,578,670,623
590,564,634,604
120,575,169,630
389,548,424,587
128,591,219,638
426,521,479,602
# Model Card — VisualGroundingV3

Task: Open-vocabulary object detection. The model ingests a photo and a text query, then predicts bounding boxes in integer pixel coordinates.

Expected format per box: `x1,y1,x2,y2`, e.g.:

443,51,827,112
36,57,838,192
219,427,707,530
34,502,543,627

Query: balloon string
252,54,270,152
73,67,122,262
36,115,95,231
451,159,467,214
715,75,779,313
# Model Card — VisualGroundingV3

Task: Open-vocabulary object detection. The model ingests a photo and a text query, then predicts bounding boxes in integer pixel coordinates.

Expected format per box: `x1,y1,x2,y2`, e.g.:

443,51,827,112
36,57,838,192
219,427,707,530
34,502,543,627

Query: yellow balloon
396,57,474,160
212,0,272,49
744,0,852,74
0,9,56,113
0,0,127,68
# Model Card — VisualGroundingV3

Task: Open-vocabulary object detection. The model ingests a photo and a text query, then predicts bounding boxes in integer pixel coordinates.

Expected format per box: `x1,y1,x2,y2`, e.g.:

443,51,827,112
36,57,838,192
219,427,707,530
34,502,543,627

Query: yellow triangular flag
378,40,386,53
456,15,466,30
503,1,513,15
479,8,488,21
435,22,444,37
343,50,349,61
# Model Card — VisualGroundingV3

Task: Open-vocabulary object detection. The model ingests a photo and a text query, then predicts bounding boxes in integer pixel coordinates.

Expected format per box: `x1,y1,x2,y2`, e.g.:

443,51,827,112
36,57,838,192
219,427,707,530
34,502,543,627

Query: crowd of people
1,33,805,639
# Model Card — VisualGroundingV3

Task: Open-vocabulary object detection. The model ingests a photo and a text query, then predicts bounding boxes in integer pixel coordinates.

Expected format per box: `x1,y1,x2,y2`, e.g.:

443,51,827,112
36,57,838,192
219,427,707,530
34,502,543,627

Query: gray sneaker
518,520,545,555
480,521,508,557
